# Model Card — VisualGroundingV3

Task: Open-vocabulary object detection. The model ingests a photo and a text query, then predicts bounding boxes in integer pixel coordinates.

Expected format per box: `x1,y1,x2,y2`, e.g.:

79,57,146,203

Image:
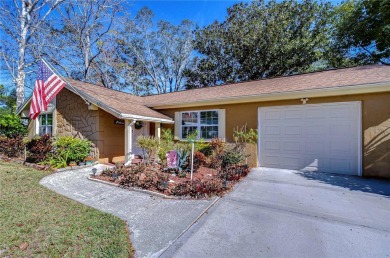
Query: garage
258,102,361,175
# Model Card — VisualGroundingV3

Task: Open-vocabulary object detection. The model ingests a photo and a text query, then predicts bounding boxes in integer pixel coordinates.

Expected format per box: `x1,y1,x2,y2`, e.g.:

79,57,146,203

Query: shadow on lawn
296,171,390,198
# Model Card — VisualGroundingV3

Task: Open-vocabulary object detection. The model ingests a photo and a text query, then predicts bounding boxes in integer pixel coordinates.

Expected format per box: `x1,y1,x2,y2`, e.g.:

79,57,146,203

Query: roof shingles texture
143,65,390,107
65,78,172,120
65,65,390,119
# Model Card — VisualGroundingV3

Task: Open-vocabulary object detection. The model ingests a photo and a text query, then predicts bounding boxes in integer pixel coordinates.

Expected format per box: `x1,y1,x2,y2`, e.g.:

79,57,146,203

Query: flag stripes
29,61,66,120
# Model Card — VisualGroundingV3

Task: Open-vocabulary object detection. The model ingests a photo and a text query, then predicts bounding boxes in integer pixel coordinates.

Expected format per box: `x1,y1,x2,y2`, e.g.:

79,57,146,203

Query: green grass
0,161,134,257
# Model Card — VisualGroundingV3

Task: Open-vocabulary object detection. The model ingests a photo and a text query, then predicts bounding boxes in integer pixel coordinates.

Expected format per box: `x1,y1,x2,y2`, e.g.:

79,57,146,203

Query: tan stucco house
17,65,390,178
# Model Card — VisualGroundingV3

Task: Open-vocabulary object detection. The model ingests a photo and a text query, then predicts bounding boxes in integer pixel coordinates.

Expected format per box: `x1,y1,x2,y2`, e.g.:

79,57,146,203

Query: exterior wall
157,92,390,178
97,111,125,163
56,88,99,158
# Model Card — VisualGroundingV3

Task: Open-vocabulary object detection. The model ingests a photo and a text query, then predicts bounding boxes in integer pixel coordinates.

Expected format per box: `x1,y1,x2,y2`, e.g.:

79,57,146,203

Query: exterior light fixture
300,98,309,104
92,168,97,176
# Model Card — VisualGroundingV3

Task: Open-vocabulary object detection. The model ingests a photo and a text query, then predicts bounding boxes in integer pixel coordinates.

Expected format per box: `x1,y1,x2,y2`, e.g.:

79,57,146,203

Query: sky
0,0,342,95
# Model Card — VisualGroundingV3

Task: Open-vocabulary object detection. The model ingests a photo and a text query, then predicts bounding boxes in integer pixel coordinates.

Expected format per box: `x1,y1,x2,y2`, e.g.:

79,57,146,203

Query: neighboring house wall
157,92,390,178
97,110,125,164
56,89,99,158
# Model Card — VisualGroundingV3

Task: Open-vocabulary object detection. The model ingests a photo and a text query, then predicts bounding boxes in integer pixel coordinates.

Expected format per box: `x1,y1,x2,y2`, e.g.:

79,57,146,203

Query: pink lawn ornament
166,150,178,168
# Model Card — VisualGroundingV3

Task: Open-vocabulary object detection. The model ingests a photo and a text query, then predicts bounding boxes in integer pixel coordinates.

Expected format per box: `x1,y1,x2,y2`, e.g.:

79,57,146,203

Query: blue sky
0,0,342,94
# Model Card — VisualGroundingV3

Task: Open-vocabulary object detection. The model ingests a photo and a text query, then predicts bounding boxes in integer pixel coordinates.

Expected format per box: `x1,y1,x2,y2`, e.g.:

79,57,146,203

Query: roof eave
149,81,390,109
118,113,174,124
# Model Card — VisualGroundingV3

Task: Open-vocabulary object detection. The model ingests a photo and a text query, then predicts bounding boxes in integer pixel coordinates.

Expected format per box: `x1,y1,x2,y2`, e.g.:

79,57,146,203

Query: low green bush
136,135,159,163
44,136,91,168
0,113,26,138
158,129,175,164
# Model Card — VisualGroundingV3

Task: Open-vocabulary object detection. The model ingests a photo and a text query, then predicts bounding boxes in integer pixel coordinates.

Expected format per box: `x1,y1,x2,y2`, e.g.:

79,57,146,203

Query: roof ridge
65,78,145,104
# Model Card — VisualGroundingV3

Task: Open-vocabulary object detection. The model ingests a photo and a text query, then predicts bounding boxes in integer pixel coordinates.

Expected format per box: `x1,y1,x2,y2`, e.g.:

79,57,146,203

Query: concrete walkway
40,165,214,258
162,168,390,258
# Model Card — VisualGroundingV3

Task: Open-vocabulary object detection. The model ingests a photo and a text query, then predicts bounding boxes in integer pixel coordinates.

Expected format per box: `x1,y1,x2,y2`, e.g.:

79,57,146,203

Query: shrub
0,113,26,138
0,136,25,157
54,136,91,163
136,135,159,163
193,151,206,170
158,129,175,164
26,134,52,163
170,178,225,199
198,144,212,157
218,165,250,181
221,147,246,168
43,136,91,168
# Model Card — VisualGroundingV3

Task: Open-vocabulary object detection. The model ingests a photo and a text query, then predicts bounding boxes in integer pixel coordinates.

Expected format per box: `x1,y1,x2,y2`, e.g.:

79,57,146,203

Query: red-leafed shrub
193,151,206,170
170,178,225,199
218,165,250,181
26,134,52,163
0,136,25,157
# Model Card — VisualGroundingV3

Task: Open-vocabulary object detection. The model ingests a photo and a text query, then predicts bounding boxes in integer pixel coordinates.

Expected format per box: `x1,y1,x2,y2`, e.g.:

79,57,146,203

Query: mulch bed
91,164,250,199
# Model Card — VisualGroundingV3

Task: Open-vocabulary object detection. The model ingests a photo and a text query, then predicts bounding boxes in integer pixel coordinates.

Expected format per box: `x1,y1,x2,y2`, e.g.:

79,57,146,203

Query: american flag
29,61,66,119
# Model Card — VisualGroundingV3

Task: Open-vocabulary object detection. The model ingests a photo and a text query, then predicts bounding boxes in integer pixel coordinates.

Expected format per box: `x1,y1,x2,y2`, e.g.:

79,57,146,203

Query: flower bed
91,163,250,199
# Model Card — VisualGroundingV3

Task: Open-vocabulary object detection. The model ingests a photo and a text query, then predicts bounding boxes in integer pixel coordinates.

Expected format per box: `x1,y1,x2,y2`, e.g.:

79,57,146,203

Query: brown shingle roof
65,78,172,121
143,65,390,108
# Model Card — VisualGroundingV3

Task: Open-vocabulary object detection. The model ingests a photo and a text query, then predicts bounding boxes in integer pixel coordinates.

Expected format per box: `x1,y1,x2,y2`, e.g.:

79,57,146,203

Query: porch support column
125,119,135,165
155,122,161,139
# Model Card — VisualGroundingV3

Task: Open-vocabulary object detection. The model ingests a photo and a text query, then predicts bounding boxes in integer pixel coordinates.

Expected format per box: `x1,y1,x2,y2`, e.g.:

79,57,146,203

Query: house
17,65,390,178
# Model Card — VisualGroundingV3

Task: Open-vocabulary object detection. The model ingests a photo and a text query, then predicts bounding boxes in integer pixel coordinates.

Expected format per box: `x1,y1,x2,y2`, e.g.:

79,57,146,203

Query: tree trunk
16,0,32,109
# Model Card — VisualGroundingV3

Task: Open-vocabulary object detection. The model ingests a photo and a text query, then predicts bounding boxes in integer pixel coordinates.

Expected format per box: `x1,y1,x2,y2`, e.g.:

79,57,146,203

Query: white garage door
258,102,361,176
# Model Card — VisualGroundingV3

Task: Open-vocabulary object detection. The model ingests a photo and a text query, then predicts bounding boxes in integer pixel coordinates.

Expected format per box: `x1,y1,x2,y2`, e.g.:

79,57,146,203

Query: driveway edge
154,195,221,258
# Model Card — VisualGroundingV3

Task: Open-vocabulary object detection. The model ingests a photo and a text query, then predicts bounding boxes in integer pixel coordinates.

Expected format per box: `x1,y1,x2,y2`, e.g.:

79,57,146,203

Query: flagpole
40,58,90,105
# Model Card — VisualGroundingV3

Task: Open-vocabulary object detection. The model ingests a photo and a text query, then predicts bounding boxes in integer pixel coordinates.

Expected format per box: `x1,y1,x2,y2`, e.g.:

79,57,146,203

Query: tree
0,0,65,109
0,84,16,113
117,7,194,94
331,0,390,65
42,0,123,87
184,0,332,88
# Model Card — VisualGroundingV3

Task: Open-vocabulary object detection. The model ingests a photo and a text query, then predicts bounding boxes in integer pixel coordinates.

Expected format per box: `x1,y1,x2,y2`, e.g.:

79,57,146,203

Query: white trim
357,102,363,176
257,101,363,176
178,109,220,140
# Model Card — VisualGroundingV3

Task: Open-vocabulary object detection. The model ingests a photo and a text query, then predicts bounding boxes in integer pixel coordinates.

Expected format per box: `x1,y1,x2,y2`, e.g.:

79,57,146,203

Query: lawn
0,161,134,257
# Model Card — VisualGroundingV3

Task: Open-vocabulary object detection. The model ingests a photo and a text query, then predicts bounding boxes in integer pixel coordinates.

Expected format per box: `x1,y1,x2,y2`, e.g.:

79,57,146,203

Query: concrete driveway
162,168,390,258
40,165,214,258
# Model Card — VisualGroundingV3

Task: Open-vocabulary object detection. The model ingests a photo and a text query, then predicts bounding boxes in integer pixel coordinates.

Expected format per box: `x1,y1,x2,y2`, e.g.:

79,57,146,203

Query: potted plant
69,161,77,167
85,156,94,165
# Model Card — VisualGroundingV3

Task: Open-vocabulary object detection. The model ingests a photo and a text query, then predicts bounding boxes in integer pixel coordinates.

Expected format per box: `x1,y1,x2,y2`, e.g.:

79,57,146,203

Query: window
181,110,219,139
38,114,53,136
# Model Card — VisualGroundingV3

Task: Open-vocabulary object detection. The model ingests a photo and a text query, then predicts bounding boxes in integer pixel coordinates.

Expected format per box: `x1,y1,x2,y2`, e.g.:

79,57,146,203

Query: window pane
39,126,46,136
47,114,53,125
182,126,197,139
40,115,46,126
46,126,52,135
200,126,218,139
200,111,218,125
182,112,198,126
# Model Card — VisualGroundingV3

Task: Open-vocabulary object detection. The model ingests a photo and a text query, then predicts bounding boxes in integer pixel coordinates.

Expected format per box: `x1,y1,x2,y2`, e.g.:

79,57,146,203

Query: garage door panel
306,108,329,119
283,141,301,152
264,141,280,151
329,141,353,154
305,125,326,136
264,126,280,135
259,102,361,175
284,109,303,119
284,126,301,136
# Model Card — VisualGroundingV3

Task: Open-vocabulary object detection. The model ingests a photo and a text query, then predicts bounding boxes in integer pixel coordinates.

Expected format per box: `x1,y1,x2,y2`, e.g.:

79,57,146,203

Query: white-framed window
38,113,53,136
179,110,222,140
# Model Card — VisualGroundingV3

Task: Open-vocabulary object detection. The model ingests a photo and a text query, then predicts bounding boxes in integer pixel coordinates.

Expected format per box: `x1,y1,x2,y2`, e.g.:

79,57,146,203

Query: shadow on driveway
296,171,390,198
